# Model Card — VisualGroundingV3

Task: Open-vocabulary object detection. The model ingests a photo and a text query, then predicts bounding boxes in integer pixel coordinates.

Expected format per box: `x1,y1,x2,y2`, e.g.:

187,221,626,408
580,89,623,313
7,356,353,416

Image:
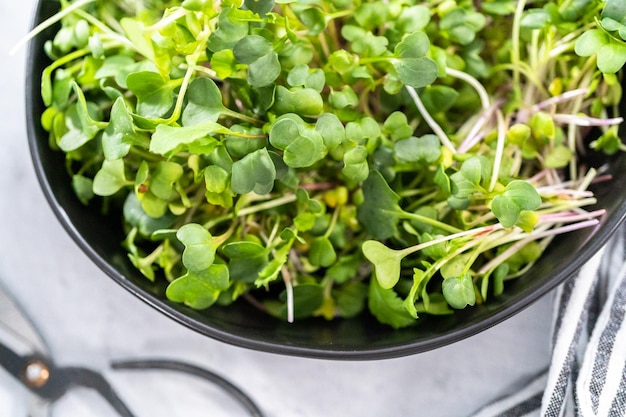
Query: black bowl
25,0,626,360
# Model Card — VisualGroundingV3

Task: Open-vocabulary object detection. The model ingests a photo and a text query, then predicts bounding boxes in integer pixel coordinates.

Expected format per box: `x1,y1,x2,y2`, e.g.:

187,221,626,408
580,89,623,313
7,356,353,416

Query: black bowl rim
23,0,626,360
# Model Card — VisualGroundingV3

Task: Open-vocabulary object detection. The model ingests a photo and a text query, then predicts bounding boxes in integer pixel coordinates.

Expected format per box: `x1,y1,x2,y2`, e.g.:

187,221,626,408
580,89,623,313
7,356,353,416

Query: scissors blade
0,282,48,356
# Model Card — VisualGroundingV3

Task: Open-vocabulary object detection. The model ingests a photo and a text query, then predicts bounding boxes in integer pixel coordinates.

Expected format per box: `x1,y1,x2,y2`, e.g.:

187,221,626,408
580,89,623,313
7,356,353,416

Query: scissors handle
0,340,67,400
58,367,135,417
0,339,135,417
112,359,265,417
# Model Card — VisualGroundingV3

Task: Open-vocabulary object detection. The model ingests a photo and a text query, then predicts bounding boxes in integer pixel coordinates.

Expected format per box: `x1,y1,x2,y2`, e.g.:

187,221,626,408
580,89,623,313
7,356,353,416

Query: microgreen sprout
29,0,626,328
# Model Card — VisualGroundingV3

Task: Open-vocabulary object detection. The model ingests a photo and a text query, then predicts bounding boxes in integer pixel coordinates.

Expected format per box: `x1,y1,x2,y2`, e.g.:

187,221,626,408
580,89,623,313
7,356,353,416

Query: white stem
552,114,624,127
10,0,97,56
478,218,600,275
401,224,502,258
445,68,491,111
457,101,501,154
531,88,590,112
539,209,606,224
489,110,507,192
405,85,457,153
281,266,295,323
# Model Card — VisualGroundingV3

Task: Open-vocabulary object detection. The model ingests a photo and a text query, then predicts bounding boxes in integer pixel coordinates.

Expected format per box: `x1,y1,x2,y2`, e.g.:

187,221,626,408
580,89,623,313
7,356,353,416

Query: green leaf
383,111,413,141
233,35,273,64
602,0,626,40
309,237,337,267
204,165,234,208
480,0,516,15
420,85,459,114
394,134,441,163
396,5,431,32
342,25,389,57
151,162,183,200
268,284,325,320
207,8,249,52
439,8,486,45
231,148,276,195
442,273,476,309
273,86,324,116
545,144,574,168
296,7,327,35
342,146,369,182
136,183,169,218
520,8,551,30
334,282,368,318
357,171,402,239
58,83,103,152
354,2,389,29
269,116,326,168
256,238,293,287
266,115,296,150
126,71,174,119
166,264,230,309
248,51,281,87
597,42,626,74
501,180,542,210
491,180,541,228
150,122,225,156
395,31,431,58
176,223,216,272
449,156,483,198
233,35,281,87
222,240,268,283
394,56,439,89
182,78,226,126
210,49,238,79
182,0,214,12
102,98,139,161
325,255,361,284
368,277,415,329
120,18,155,62
123,192,177,237
222,241,266,259
403,268,428,318
93,159,130,196
440,253,473,279
575,29,608,57
328,86,359,109
72,175,94,205
244,0,275,15
362,240,404,289
315,113,345,151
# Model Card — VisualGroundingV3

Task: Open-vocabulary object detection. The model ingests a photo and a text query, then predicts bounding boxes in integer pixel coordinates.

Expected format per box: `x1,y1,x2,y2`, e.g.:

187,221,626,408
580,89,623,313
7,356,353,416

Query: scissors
0,282,264,417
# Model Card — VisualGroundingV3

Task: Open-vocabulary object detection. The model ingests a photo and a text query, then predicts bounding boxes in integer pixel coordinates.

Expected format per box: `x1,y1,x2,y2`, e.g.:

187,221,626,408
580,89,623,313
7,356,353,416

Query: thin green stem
324,206,341,239
222,108,264,126
203,194,298,230
511,0,527,97
396,210,463,234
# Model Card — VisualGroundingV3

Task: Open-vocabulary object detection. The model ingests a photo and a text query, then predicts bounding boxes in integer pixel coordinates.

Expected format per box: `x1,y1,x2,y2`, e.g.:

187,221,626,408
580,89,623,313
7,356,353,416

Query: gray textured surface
0,2,554,416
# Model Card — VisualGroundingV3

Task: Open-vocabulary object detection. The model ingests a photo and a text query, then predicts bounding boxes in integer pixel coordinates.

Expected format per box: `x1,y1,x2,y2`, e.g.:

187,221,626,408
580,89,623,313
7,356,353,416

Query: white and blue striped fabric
471,224,626,417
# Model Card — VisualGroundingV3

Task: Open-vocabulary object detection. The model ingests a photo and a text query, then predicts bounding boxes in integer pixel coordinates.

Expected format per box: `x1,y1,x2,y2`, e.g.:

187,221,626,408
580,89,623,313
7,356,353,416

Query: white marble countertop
0,2,555,416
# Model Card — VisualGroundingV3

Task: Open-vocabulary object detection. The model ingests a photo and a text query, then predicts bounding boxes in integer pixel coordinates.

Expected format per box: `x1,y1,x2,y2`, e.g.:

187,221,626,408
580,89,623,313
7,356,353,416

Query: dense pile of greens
33,0,625,327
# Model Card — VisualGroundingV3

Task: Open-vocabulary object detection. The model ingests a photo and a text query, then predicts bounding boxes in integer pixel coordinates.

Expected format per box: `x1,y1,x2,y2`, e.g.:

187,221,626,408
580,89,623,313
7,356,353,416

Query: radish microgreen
30,0,625,328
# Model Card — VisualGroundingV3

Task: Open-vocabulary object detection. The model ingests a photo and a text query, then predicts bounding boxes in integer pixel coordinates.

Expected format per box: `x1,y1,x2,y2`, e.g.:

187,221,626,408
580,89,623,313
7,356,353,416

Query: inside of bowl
25,0,626,359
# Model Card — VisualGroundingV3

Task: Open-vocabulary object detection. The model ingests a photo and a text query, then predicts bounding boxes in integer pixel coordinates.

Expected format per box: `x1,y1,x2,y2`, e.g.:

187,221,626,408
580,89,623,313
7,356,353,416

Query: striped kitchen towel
470,223,626,417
